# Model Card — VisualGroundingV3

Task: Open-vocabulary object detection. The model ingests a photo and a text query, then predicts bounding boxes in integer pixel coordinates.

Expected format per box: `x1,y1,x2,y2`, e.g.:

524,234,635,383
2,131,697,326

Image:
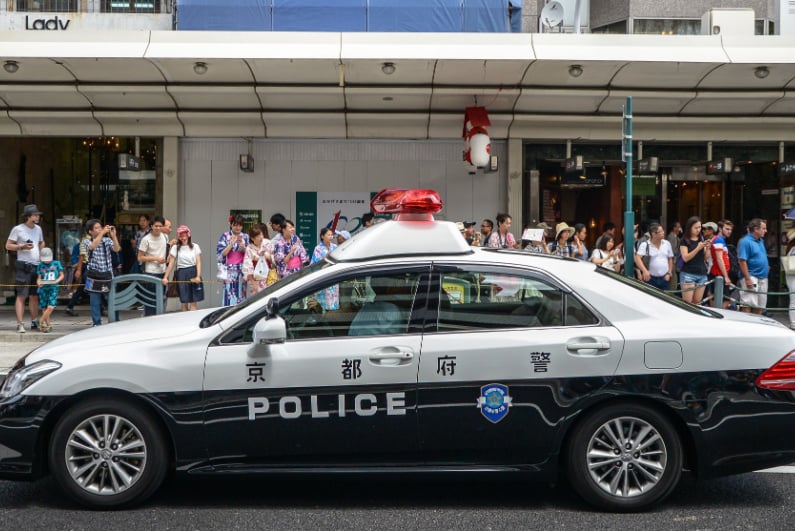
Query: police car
2,189,795,512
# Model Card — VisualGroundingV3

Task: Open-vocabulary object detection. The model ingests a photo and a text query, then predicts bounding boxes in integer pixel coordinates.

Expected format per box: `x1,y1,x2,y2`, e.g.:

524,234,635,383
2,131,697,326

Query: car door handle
566,337,611,355
368,347,414,365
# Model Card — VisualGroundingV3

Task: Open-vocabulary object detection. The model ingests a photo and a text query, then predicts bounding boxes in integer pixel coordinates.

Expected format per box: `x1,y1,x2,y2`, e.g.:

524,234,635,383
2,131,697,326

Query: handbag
166,274,179,298
216,262,228,282
641,242,651,270
781,255,795,275
287,255,302,270
253,258,269,281
85,269,112,293
266,266,279,286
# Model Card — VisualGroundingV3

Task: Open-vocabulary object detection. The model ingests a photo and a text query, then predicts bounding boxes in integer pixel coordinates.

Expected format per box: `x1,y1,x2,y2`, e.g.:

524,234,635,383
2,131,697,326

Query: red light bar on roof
370,188,444,215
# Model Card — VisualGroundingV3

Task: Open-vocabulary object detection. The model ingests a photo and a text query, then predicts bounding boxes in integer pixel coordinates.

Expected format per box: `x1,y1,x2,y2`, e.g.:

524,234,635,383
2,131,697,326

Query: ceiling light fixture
193,61,208,75
3,60,19,74
381,62,396,75
568,64,583,78
754,66,770,79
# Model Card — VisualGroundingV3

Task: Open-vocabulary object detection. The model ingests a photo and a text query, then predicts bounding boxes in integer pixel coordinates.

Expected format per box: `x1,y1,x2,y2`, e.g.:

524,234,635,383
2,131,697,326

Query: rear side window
436,270,597,331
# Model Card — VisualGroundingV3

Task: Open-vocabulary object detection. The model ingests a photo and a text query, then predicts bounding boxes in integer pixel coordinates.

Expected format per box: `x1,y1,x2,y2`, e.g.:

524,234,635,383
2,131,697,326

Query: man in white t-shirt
634,222,674,291
5,204,46,333
137,215,168,316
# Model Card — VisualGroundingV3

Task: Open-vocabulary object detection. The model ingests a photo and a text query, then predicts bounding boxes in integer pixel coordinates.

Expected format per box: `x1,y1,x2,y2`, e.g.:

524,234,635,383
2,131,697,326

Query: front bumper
0,394,63,480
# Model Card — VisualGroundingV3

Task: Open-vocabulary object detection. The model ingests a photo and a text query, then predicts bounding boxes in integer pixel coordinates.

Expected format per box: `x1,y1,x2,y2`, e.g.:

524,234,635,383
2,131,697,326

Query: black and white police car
2,188,795,512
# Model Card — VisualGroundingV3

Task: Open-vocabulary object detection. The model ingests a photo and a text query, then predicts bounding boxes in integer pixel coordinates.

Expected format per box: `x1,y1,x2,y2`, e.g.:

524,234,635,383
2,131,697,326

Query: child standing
36,247,64,333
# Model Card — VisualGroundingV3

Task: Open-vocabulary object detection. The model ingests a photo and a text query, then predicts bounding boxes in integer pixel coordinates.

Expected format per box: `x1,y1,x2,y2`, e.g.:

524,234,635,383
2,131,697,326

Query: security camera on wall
239,154,254,172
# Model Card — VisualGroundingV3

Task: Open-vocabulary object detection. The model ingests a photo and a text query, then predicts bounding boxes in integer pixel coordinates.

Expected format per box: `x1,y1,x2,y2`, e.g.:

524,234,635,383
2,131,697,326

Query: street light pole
623,97,635,278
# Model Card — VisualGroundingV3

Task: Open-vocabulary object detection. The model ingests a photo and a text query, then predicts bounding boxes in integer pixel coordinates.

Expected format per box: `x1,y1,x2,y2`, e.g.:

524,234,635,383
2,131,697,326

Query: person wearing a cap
458,221,476,245
335,229,351,246
35,247,64,333
163,224,204,311
548,222,577,257
524,222,551,254
702,222,718,272
5,204,45,333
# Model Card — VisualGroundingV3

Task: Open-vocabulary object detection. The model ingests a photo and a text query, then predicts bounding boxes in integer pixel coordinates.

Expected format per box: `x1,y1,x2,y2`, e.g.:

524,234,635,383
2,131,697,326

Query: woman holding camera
216,214,249,306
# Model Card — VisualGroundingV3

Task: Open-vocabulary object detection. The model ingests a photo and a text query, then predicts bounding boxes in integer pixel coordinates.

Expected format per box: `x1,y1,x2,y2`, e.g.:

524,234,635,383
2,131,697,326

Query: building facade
1,1,794,307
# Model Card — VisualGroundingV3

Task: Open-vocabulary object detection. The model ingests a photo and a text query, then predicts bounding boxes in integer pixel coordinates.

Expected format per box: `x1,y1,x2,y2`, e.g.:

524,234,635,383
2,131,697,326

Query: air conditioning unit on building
701,8,754,36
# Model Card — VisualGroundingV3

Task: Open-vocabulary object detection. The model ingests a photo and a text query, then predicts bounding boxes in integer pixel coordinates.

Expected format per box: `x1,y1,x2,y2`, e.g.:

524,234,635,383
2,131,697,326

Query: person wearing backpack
709,219,735,309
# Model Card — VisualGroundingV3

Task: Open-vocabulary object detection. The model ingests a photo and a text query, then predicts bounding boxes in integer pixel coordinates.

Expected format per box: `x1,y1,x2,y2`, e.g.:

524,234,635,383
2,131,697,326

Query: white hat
555,222,575,240
335,230,351,240
40,247,53,263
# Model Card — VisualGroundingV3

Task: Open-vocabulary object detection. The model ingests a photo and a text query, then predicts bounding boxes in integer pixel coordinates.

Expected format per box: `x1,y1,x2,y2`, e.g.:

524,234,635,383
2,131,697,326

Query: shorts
739,276,768,311
679,271,708,286
14,261,39,298
38,285,59,309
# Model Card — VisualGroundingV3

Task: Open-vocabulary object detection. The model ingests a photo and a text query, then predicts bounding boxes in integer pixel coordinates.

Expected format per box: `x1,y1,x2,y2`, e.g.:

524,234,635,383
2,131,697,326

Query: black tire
48,398,169,508
565,403,683,512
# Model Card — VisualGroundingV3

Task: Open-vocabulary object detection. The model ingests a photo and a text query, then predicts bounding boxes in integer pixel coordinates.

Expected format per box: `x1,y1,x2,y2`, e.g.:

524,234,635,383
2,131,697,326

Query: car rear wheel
49,398,168,508
565,403,683,512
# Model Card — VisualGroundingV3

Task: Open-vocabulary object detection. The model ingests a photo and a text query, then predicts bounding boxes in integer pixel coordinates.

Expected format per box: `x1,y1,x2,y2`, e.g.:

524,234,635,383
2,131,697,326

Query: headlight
0,360,62,399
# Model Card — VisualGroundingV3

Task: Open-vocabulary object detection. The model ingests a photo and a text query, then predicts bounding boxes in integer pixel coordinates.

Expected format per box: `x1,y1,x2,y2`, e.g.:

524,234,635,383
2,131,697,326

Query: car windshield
200,260,330,327
594,266,721,318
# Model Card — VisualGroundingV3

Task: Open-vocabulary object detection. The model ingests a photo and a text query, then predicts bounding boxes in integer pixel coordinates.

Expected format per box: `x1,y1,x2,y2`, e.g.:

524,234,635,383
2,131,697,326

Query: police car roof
329,217,473,262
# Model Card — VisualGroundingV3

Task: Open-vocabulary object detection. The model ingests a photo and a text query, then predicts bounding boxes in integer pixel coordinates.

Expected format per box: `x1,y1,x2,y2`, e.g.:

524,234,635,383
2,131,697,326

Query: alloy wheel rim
586,416,667,498
64,414,147,495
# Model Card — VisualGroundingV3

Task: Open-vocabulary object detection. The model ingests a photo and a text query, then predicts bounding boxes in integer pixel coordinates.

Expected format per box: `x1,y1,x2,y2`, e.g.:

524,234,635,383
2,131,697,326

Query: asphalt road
1,472,794,530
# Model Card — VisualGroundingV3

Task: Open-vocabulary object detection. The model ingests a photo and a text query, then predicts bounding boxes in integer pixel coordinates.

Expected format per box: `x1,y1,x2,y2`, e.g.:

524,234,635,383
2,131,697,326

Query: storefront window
592,20,627,34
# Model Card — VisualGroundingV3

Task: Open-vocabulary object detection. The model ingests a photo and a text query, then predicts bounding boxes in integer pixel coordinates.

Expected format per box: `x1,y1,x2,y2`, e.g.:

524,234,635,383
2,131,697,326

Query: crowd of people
459,214,785,326
3,202,789,332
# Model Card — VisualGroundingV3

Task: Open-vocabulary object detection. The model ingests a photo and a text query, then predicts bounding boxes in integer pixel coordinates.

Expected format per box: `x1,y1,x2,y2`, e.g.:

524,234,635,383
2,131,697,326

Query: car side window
281,271,421,340
218,271,423,345
437,270,596,331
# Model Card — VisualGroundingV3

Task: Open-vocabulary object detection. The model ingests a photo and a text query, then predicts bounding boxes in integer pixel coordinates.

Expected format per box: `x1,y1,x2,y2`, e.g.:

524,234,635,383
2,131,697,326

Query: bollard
713,276,724,308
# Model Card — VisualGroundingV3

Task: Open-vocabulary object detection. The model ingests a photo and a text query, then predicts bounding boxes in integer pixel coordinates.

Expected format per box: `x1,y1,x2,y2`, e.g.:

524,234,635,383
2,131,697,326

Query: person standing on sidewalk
137,216,168,316
35,247,64,333
65,229,91,316
85,219,120,326
5,204,45,333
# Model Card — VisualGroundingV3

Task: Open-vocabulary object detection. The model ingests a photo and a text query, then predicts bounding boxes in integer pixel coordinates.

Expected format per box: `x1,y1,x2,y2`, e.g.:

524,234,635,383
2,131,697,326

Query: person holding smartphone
216,214,249,306
679,216,710,304
5,204,45,333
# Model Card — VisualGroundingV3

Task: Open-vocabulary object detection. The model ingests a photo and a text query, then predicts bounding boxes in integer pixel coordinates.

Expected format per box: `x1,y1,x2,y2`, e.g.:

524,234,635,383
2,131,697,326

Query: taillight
755,350,795,390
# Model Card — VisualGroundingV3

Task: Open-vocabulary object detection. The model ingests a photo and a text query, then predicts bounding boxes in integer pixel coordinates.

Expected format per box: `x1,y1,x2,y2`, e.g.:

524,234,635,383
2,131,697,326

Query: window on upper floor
100,0,166,13
16,0,78,12
632,18,701,36
591,20,627,34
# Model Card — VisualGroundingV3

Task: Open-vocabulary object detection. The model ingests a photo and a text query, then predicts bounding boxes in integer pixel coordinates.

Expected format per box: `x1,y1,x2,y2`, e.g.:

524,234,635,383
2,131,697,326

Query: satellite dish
540,1,564,28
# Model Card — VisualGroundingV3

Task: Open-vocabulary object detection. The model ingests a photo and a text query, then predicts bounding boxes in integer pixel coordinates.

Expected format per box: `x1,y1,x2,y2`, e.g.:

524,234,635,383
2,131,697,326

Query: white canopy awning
0,30,794,140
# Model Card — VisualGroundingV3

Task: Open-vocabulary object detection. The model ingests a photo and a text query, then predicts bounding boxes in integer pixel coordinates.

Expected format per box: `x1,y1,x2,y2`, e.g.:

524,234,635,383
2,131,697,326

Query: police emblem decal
476,383,513,424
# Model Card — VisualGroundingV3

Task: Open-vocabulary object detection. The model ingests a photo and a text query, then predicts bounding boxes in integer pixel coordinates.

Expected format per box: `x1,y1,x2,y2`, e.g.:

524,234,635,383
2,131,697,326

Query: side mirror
251,315,286,349
265,296,280,319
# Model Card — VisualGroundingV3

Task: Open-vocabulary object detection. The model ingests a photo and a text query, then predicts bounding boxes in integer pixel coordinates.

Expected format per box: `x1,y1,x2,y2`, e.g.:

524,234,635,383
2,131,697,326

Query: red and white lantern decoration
463,106,491,168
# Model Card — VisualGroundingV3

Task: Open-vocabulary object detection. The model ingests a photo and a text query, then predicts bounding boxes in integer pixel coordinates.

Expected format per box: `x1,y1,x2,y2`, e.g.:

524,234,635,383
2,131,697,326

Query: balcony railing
11,0,174,13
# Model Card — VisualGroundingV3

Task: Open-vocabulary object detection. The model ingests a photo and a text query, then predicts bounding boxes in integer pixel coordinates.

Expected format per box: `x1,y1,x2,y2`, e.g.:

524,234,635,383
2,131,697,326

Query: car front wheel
49,398,169,508
565,403,683,512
